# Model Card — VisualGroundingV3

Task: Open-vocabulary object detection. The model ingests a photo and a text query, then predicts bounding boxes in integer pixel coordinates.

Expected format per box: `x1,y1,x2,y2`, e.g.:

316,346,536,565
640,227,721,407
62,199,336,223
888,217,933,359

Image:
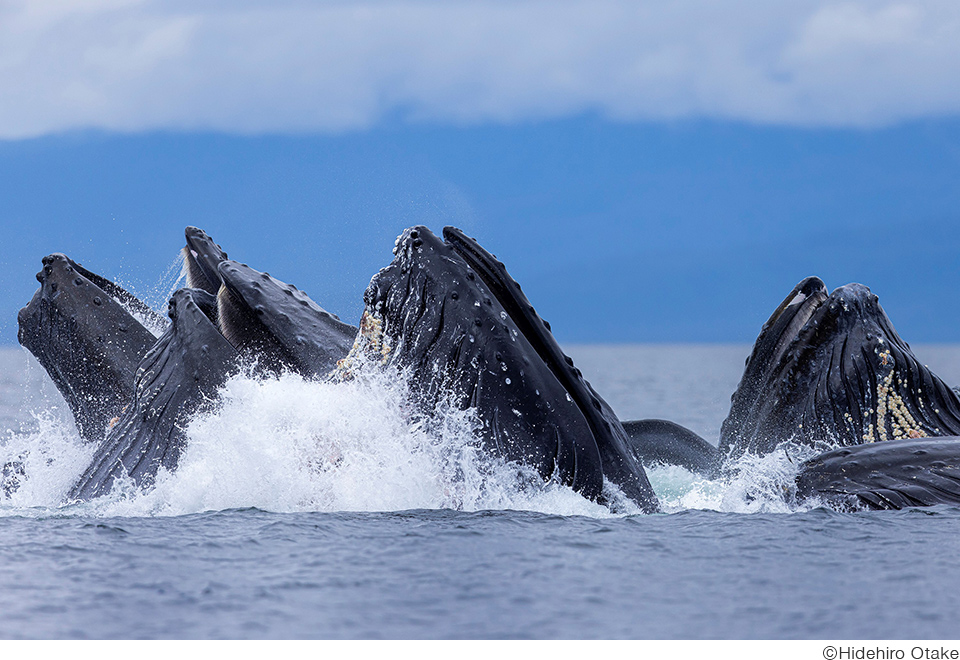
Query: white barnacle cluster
333,310,392,379
868,349,927,443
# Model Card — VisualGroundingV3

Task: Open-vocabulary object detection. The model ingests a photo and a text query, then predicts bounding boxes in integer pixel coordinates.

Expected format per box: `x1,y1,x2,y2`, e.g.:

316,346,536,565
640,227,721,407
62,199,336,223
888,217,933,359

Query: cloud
2,0,960,138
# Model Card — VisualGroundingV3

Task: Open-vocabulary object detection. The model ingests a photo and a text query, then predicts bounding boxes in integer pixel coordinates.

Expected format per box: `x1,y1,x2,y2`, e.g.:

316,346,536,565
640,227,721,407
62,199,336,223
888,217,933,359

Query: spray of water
1,354,828,518
114,251,187,337
649,442,824,514
1,259,825,518
0,412,95,510
2,355,628,518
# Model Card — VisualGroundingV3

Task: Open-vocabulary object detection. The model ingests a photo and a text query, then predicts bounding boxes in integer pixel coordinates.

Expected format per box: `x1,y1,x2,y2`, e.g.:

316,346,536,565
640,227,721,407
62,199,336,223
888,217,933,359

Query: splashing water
649,444,823,515
114,252,188,337
0,412,95,510
0,348,828,519
118,365,619,518
1,355,626,518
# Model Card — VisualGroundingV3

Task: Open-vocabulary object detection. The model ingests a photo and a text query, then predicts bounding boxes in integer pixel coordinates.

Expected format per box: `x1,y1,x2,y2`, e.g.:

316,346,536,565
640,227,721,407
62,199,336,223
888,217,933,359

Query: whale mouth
214,259,356,378
19,253,155,347
214,260,297,372
442,226,613,454
21,253,163,329
748,276,830,386
768,285,829,372
183,226,228,296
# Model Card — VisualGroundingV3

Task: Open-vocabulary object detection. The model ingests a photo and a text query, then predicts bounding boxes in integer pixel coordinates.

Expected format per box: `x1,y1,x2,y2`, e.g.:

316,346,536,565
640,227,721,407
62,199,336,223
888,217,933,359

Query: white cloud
1,0,960,138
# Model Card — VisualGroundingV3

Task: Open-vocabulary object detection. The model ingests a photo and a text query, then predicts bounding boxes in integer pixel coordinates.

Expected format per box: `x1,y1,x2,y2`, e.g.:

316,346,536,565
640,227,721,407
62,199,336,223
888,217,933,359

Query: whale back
797,437,960,510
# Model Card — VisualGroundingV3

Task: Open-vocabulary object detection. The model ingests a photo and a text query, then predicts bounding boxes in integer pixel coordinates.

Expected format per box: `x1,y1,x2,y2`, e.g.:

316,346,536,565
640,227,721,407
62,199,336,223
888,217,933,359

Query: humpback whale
348,225,659,512
216,260,356,378
68,288,239,500
17,228,360,501
15,225,960,512
796,437,960,510
720,278,960,457
700,276,960,510
17,253,159,443
610,276,960,510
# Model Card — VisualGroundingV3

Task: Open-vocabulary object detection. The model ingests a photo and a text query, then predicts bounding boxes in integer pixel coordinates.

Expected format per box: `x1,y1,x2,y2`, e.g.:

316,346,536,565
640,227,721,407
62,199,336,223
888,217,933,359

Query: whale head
353,226,658,511
68,287,239,500
215,259,356,378
720,279,960,457
17,253,158,442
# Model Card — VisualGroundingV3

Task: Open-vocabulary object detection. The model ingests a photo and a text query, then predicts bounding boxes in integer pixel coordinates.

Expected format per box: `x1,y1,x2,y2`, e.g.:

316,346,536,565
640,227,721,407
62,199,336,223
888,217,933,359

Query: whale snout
393,225,438,257
33,253,81,296
828,283,881,313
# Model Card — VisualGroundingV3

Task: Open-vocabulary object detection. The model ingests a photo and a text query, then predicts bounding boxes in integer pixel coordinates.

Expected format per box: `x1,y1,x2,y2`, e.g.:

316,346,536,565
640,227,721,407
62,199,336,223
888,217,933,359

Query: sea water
2,345,960,639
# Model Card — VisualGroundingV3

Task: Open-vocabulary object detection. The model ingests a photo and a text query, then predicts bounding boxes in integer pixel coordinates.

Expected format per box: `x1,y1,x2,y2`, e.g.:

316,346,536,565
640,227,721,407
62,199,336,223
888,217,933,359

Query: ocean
2,344,960,639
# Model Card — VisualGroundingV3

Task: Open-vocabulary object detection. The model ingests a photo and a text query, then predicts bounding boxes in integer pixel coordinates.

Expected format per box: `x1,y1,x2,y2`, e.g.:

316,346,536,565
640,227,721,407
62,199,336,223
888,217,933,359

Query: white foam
0,413,95,514
39,362,612,518
2,353,824,519
649,443,823,514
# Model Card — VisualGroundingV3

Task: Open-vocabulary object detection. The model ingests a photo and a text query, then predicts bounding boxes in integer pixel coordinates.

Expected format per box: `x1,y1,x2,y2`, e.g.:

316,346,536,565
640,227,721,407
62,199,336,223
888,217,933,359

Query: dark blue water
4,346,960,639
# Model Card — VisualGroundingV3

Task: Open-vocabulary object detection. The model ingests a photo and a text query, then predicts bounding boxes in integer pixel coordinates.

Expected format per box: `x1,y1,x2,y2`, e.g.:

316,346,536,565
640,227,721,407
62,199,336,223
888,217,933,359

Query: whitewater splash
0,357,611,517
650,444,824,514
0,348,825,518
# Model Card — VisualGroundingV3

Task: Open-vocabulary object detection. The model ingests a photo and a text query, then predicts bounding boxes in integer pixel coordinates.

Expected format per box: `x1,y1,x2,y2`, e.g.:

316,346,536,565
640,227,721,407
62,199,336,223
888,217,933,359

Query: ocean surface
3,344,960,639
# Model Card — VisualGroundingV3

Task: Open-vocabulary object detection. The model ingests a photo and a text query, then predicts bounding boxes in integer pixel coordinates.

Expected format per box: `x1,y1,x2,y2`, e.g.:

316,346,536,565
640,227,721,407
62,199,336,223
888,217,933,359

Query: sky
2,0,960,345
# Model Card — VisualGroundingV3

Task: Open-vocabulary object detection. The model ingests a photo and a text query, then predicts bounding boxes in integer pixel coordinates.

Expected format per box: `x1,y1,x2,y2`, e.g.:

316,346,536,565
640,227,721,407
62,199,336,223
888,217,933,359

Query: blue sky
2,1,960,345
